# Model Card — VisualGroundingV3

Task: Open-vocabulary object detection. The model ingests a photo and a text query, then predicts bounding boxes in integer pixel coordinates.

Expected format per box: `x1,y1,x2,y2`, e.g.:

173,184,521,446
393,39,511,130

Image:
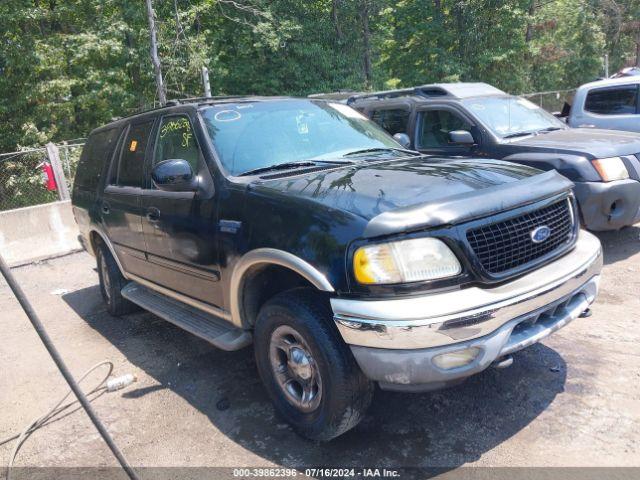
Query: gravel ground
1,228,639,476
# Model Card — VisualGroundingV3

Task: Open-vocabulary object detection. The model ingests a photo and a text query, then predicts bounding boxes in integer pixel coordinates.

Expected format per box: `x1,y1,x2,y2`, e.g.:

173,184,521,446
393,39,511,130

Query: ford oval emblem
531,225,551,243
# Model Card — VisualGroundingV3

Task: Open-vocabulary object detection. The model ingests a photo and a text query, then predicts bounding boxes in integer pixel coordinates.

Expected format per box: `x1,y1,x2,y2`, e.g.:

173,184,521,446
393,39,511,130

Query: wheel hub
288,347,312,380
269,325,322,412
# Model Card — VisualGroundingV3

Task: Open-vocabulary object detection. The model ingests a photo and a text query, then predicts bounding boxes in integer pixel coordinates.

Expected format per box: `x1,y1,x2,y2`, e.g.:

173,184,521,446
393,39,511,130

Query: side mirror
449,130,475,146
151,159,199,192
393,132,411,149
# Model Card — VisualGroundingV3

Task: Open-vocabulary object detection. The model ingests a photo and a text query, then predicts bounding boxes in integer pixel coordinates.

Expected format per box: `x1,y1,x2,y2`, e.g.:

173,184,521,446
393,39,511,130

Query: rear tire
96,243,138,316
254,288,373,441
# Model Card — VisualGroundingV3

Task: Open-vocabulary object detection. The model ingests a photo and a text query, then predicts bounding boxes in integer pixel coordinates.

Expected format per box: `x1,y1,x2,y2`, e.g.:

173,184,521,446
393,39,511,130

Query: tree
1,0,638,154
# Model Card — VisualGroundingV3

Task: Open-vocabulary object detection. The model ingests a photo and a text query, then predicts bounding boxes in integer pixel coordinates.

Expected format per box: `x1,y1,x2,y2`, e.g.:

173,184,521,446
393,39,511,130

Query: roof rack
110,95,256,122
346,85,448,105
166,95,252,105
347,83,506,105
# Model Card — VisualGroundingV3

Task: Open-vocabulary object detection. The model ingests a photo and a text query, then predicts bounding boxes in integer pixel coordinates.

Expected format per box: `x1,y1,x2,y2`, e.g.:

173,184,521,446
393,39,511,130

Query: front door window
155,115,200,172
418,110,472,149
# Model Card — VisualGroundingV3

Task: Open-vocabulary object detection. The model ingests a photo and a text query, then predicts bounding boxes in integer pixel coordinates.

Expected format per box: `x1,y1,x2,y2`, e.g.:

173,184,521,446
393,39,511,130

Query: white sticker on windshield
296,113,309,134
517,98,540,110
214,110,242,122
328,102,367,119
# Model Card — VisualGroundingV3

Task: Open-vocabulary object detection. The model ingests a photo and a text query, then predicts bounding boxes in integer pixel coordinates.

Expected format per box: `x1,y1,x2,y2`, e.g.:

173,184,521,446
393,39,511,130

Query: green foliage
0,0,638,154
0,153,58,210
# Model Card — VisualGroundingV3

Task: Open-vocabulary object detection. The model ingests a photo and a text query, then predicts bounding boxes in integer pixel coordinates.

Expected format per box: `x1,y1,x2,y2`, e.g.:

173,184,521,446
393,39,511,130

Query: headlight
353,237,462,285
591,157,629,182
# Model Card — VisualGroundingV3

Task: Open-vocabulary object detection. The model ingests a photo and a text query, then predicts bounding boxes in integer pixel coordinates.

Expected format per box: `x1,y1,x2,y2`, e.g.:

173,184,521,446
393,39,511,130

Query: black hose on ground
0,254,139,480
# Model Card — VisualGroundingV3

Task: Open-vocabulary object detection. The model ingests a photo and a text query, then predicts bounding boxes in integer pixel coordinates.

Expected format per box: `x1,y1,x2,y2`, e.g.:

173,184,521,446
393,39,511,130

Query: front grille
466,199,574,275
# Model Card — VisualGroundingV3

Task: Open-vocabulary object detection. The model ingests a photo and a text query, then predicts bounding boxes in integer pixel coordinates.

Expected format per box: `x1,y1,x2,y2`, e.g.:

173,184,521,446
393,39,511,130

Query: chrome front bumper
332,231,603,391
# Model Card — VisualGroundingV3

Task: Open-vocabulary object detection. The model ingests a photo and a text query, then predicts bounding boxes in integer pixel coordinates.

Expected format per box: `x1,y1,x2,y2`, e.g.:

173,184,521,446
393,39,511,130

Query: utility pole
201,66,212,97
145,0,167,105
360,0,372,89
604,53,609,78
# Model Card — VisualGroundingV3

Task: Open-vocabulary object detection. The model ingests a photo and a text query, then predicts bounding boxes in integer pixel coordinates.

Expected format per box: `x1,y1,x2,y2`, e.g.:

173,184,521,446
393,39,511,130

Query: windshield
463,96,566,138
201,99,400,175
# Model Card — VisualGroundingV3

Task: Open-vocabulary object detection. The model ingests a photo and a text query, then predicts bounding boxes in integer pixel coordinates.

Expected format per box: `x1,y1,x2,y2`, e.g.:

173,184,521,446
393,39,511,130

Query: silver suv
568,77,640,133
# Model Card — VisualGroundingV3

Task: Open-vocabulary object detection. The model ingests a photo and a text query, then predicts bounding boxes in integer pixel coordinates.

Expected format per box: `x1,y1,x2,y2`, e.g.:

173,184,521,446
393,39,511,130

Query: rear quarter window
74,128,120,190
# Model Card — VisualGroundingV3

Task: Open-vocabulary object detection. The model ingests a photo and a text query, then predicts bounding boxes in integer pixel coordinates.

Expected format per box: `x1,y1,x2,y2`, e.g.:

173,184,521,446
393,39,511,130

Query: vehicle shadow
593,225,640,266
63,286,567,469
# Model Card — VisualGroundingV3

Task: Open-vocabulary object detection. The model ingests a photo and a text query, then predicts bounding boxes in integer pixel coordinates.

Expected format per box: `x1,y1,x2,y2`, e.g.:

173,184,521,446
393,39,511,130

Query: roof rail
167,95,251,105
110,95,254,123
346,85,448,105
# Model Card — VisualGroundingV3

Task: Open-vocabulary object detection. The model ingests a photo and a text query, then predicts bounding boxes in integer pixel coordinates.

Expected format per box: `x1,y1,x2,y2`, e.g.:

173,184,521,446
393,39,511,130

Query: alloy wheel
269,325,323,413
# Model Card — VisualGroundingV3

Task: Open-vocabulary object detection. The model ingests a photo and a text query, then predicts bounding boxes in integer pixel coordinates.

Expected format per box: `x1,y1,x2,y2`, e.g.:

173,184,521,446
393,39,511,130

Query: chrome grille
466,199,574,274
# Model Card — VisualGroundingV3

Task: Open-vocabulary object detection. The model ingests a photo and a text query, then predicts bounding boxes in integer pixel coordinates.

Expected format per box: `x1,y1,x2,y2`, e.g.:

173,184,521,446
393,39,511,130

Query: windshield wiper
343,147,419,157
503,127,563,139
537,127,563,133
238,162,318,177
237,159,352,177
502,131,537,139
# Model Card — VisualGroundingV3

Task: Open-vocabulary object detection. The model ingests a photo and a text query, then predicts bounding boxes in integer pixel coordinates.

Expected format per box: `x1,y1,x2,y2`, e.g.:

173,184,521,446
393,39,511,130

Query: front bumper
332,231,603,391
573,179,640,231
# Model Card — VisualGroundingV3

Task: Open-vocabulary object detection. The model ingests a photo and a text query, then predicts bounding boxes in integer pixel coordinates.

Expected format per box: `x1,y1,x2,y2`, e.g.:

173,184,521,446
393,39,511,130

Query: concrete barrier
0,200,82,267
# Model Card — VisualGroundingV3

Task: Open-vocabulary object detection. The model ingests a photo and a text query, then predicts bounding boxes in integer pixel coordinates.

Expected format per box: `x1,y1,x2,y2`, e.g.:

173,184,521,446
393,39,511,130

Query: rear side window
369,109,410,135
115,121,154,187
585,86,638,115
75,128,119,189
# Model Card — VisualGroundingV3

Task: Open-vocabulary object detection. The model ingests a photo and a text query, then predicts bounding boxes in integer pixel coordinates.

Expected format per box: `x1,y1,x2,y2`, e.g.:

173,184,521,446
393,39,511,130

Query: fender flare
88,228,128,279
229,248,334,328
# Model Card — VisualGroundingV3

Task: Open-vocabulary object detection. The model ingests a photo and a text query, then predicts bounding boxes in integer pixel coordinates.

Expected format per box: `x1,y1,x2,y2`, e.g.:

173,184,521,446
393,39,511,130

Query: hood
511,128,640,158
250,157,573,237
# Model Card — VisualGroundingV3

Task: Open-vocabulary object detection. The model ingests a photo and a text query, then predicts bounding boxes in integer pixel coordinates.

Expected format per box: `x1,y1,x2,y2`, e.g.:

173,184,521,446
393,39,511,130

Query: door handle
146,207,161,222
101,202,110,215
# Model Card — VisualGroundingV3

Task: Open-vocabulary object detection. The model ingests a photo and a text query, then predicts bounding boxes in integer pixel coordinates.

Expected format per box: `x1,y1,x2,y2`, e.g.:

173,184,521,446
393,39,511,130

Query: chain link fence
0,141,84,212
521,89,576,114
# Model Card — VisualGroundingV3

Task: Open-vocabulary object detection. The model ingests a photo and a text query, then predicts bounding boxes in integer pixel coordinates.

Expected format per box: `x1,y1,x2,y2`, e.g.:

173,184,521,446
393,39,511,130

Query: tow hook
492,355,514,369
579,308,592,318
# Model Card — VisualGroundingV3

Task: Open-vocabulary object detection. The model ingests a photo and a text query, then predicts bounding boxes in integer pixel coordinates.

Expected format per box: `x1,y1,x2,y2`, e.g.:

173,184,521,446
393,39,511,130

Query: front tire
254,288,373,441
96,243,138,316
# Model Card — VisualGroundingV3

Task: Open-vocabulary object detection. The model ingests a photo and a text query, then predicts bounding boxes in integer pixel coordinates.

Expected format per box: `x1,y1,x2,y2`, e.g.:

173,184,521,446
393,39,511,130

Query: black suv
72,97,602,440
348,83,640,231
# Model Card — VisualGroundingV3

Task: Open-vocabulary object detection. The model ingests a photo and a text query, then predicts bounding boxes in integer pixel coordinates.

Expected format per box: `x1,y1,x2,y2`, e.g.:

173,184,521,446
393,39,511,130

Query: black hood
250,157,573,237
511,128,640,158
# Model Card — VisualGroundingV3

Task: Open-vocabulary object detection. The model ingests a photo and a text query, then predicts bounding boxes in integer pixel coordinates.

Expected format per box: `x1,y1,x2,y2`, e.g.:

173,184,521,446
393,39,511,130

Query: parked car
564,76,640,133
348,83,640,231
72,97,602,440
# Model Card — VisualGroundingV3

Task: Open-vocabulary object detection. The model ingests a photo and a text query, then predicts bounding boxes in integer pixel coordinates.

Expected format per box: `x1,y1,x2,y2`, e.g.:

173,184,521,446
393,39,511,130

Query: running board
121,282,252,351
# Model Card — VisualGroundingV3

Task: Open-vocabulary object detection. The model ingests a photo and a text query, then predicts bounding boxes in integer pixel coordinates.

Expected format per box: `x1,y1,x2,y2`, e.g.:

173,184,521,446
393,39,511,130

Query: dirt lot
1,228,639,476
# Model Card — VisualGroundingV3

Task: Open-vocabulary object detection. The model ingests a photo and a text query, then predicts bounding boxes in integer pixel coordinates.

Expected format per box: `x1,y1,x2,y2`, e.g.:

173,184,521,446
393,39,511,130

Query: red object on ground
41,162,57,191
